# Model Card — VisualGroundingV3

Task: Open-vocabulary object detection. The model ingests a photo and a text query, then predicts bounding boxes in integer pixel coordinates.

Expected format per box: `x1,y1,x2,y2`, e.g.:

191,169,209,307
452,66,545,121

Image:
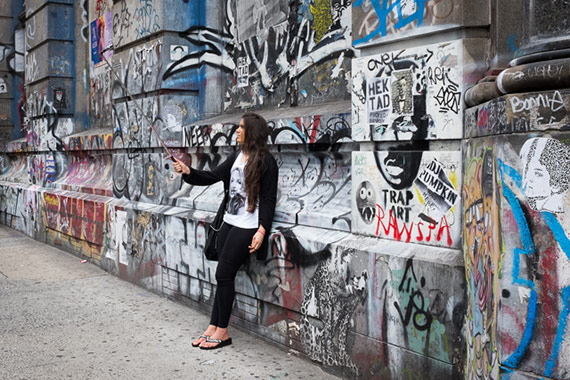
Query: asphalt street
0,225,340,380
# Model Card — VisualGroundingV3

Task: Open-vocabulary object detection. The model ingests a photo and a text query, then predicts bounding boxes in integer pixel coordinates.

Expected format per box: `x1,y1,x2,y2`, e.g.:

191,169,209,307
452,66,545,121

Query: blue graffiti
498,159,537,369
134,0,160,38
499,159,570,376
353,0,430,46
543,212,570,261
545,285,570,377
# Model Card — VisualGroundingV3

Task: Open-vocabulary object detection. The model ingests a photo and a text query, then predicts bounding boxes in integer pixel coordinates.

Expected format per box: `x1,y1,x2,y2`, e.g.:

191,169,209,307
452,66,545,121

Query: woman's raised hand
172,157,190,175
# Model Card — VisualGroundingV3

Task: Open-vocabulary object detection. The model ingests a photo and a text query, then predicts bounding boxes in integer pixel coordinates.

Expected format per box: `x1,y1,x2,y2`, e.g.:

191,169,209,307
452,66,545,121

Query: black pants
209,222,256,328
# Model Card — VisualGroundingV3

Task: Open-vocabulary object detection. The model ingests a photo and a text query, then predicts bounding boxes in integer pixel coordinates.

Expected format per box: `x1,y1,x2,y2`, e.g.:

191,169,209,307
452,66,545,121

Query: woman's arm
173,152,237,186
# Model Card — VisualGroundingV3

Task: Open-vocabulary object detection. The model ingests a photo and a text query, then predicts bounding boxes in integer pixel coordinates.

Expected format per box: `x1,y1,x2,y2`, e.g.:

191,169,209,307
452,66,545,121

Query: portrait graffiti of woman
520,137,570,213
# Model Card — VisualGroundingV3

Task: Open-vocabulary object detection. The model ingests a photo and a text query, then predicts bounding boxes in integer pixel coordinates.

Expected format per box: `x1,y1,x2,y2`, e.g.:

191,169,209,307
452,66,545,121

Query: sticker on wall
116,209,129,265
0,78,6,94
170,45,188,61
237,57,249,88
53,88,67,109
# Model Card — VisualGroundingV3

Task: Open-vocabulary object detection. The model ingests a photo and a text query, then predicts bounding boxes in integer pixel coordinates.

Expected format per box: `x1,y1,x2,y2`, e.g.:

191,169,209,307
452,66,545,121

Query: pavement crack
0,270,8,278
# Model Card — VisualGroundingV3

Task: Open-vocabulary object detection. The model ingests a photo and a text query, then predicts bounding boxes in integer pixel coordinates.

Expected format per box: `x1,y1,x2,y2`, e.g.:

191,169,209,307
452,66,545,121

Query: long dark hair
240,112,269,213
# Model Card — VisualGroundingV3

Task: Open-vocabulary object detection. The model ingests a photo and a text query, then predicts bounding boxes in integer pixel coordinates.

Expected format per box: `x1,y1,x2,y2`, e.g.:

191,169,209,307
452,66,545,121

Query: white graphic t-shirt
223,152,259,228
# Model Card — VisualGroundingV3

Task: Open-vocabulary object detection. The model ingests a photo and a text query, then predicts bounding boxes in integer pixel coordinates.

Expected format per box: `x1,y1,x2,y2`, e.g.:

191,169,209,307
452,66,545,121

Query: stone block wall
464,92,570,379
0,0,24,146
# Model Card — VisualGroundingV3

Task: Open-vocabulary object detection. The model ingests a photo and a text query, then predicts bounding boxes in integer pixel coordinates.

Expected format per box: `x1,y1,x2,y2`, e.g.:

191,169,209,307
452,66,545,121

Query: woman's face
236,119,246,145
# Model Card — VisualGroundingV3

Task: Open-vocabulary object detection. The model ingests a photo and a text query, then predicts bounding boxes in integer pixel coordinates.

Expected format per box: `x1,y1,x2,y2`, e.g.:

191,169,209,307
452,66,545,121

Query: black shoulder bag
204,189,228,261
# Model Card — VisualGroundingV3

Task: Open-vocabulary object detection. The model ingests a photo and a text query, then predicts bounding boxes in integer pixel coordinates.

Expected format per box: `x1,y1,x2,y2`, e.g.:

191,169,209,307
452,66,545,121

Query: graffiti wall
165,0,356,110
0,0,24,141
7,0,570,379
464,133,570,379
352,0,489,47
353,150,461,248
465,89,570,138
352,39,486,141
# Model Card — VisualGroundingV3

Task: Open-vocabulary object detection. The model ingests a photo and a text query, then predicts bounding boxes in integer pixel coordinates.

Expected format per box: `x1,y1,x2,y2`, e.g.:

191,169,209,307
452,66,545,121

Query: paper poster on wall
91,11,113,65
116,209,129,265
414,158,459,219
367,76,392,126
392,69,414,115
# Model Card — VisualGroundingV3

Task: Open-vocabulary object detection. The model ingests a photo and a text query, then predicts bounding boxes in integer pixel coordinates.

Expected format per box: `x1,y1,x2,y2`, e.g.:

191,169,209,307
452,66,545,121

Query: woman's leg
208,222,232,327
200,225,256,348
192,222,232,347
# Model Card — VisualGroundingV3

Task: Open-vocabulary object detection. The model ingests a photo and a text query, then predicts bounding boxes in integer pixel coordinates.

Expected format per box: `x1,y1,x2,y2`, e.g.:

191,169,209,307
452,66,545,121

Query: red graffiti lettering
375,204,453,246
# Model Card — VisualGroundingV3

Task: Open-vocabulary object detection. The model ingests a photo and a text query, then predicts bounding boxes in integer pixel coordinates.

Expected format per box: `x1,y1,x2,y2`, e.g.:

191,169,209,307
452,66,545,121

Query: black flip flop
199,337,232,350
192,335,209,348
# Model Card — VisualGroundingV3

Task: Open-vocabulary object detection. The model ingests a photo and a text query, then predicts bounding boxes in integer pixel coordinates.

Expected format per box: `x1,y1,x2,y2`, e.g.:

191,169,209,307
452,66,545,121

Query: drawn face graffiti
391,115,417,138
356,181,376,224
520,137,570,213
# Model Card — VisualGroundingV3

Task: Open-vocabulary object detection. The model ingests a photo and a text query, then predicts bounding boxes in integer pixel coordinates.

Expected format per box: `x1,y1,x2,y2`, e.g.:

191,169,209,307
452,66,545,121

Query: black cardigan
182,150,278,261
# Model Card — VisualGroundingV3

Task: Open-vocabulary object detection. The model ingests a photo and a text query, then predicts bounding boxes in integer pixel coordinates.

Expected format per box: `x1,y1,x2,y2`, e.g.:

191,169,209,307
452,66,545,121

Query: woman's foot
192,325,217,347
199,327,231,349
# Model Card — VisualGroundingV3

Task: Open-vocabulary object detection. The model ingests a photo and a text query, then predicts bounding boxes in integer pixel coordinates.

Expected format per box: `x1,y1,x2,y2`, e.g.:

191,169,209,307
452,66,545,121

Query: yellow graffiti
310,0,332,44
414,184,425,204
146,164,155,196
44,193,59,208
463,149,501,380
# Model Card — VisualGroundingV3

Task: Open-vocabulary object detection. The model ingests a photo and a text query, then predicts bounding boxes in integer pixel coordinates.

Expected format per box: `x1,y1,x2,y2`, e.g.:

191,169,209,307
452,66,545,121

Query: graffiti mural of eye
356,181,376,224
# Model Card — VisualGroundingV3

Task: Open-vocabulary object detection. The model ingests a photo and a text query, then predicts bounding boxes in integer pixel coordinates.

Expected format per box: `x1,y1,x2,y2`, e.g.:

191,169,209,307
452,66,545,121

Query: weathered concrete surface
465,89,570,138
0,224,341,380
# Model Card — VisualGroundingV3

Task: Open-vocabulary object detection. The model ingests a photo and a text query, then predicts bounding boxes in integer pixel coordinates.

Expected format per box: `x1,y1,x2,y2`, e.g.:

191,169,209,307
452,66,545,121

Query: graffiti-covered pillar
24,0,76,150
350,0,491,378
464,0,570,378
0,0,24,147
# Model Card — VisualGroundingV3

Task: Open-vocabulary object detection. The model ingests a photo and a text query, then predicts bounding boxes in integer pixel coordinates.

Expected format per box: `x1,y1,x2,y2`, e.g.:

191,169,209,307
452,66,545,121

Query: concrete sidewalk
0,225,340,380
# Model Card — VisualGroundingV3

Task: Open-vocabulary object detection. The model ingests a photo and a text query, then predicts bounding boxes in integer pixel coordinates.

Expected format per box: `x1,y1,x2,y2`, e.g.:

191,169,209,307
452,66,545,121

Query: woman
172,113,278,350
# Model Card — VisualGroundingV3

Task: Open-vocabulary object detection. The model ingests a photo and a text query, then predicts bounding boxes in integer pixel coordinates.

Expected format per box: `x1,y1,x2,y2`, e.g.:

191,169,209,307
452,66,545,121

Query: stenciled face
236,119,246,145
375,150,422,190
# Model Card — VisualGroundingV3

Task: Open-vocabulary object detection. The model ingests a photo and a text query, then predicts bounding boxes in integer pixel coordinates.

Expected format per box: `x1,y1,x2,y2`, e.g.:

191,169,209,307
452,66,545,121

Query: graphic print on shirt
227,166,247,215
